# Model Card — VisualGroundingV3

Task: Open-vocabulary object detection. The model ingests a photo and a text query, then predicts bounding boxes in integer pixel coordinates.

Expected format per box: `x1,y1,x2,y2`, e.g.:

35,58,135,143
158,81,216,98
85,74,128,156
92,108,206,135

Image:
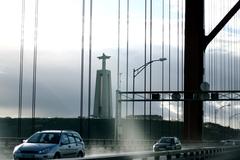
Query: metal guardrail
1,137,240,160
66,146,239,160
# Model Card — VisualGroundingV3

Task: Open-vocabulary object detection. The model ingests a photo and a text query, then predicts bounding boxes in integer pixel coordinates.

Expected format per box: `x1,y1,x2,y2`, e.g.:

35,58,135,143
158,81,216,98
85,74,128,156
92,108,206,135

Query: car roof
161,137,177,139
38,130,78,134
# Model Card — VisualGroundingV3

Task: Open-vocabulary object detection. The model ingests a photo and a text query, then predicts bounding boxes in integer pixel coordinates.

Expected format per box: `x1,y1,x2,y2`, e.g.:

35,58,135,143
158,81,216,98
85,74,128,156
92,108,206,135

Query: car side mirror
22,139,26,143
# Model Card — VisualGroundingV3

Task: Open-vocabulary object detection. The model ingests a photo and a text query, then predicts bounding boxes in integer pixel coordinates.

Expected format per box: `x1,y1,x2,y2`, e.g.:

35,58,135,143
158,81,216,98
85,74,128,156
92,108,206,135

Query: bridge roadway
64,146,240,160
0,145,216,160
1,139,240,160
2,146,240,160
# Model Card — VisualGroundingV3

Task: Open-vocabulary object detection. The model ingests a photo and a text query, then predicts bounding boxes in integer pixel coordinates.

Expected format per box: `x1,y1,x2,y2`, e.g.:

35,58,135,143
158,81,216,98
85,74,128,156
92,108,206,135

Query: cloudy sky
0,0,240,127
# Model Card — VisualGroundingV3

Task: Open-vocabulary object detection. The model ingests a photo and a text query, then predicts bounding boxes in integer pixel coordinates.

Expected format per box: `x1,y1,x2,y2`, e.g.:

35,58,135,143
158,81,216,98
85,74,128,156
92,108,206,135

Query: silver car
13,130,85,159
153,137,181,151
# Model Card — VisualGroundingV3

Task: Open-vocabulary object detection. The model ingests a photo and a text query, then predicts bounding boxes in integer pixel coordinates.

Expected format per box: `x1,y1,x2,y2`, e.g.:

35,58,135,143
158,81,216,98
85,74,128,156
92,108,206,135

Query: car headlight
38,148,51,154
13,145,21,154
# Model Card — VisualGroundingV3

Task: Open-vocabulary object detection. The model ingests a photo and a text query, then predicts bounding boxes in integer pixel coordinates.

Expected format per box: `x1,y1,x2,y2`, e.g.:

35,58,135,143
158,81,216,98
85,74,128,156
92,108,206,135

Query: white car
13,130,85,159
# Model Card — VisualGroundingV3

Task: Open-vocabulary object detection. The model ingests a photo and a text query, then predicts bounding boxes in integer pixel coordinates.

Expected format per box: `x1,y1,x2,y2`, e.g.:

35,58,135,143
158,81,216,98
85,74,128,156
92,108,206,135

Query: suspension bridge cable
149,0,152,138
177,0,180,122
88,0,93,139
161,0,165,120
208,0,212,123
117,0,120,92
144,0,147,139
181,0,184,121
18,0,25,137
176,0,180,137
213,0,217,124
32,0,39,133
236,12,240,129
126,0,129,117
80,0,85,133
211,0,216,123
233,3,237,129
168,0,171,130
229,0,233,128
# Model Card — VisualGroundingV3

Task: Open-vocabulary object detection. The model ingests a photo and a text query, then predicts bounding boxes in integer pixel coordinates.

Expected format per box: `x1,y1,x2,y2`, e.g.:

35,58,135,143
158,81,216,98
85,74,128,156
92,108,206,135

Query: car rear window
159,138,173,143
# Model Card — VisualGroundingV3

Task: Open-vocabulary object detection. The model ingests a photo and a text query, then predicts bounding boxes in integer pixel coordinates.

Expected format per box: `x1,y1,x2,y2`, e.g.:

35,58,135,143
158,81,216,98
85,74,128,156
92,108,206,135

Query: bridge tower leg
184,0,205,140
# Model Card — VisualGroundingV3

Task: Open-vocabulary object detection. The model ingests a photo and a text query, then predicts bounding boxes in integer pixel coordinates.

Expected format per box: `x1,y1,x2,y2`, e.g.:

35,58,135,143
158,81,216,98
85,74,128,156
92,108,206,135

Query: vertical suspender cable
18,0,25,137
224,1,227,127
149,0,152,139
32,0,39,134
177,0,180,122
235,12,237,95
214,0,218,124
144,0,147,139
235,12,237,107
117,0,121,120
88,0,93,139
229,1,232,128
219,20,223,123
210,0,213,123
181,0,184,121
207,0,210,122
161,0,165,120
233,13,236,129
208,0,212,123
117,0,120,91
236,13,239,129
233,2,236,129
80,0,85,133
209,2,214,122
176,0,180,137
212,0,215,124
126,0,129,117
168,0,171,132
234,13,236,128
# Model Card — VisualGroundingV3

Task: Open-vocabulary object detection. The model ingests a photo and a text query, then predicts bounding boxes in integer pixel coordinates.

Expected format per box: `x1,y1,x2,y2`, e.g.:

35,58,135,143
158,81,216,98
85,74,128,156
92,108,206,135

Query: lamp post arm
215,104,230,114
134,59,160,77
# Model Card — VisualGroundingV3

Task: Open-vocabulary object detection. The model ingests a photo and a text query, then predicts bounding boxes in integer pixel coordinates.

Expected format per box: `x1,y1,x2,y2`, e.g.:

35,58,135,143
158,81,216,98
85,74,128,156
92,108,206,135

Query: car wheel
77,151,84,157
54,152,61,159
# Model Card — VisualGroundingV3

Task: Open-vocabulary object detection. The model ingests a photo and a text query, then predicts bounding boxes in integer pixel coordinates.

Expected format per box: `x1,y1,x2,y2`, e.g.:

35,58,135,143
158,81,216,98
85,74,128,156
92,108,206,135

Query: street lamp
132,57,167,115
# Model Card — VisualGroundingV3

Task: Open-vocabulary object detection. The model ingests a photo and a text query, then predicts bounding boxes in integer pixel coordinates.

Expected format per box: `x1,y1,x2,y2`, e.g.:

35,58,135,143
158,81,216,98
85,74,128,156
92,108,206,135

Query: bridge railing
68,146,239,160
1,137,239,160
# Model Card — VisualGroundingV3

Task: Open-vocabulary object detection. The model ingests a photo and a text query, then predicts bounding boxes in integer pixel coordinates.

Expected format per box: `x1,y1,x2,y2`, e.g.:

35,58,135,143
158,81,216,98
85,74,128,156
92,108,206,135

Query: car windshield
27,132,61,144
159,138,173,143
